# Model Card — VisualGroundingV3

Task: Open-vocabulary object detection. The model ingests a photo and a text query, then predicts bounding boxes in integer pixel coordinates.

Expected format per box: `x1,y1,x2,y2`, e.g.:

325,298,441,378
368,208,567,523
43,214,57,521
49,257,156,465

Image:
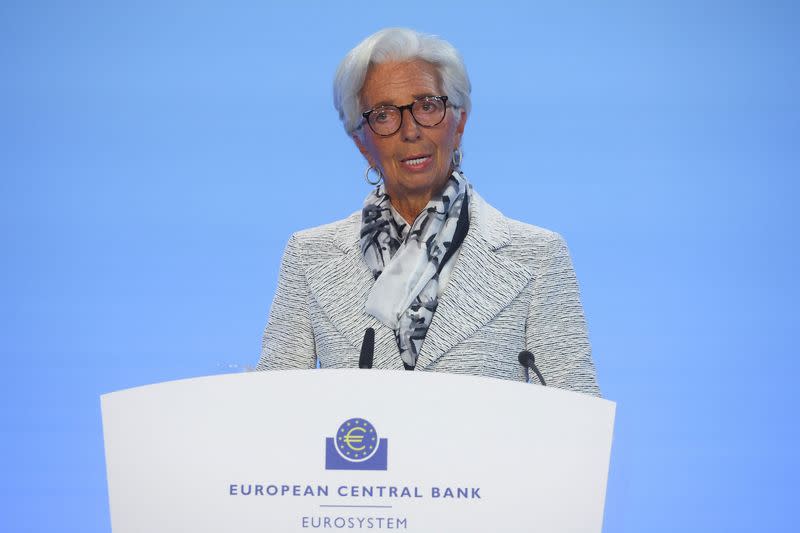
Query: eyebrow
369,93,438,108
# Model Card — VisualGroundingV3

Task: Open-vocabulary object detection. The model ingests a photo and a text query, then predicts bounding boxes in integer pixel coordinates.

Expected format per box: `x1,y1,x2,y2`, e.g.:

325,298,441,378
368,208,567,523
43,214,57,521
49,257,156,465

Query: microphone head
518,350,535,367
359,328,375,369
363,327,375,341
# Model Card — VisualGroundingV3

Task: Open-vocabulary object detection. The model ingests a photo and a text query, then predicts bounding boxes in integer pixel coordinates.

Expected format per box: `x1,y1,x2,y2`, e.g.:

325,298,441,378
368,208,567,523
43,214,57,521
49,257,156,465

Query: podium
101,370,615,532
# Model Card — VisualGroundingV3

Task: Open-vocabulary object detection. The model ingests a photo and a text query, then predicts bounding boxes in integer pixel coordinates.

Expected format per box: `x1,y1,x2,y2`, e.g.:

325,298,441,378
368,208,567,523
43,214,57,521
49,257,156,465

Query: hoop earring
452,147,463,171
365,165,383,186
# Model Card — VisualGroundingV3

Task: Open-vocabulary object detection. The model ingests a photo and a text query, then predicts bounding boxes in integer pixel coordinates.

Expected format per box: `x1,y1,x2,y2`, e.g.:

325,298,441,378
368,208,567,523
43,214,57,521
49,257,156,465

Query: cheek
436,128,459,158
371,140,397,166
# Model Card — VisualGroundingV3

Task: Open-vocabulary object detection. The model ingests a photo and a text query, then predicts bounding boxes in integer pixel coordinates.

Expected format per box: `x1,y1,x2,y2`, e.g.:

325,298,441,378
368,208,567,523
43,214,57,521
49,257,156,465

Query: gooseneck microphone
359,328,375,369
518,350,546,386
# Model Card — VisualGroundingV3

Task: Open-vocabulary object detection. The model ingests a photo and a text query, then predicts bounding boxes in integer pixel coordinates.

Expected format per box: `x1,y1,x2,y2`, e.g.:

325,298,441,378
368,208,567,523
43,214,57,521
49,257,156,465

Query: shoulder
281,210,361,261
505,218,563,247
472,191,568,260
292,211,358,240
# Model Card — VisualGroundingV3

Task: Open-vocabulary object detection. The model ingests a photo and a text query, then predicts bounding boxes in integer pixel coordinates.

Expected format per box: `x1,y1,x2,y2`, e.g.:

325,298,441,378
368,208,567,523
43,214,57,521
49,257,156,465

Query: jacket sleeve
525,233,600,396
255,233,317,370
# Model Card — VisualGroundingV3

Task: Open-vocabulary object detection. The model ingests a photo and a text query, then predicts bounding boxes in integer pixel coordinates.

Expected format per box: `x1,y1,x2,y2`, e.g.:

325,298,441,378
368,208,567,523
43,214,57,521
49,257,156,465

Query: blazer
256,191,600,397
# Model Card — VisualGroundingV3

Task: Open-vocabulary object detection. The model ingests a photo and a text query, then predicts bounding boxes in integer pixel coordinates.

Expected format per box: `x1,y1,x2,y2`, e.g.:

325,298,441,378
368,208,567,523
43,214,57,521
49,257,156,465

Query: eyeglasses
360,95,450,136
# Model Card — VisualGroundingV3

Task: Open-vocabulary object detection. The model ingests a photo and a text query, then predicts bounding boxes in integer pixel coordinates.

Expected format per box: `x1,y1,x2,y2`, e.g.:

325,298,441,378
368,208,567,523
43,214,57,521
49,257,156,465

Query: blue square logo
325,418,388,471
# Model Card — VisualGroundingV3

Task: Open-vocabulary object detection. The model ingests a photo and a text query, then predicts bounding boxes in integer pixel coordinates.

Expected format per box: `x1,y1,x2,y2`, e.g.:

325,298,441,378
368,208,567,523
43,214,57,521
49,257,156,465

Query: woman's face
353,60,467,204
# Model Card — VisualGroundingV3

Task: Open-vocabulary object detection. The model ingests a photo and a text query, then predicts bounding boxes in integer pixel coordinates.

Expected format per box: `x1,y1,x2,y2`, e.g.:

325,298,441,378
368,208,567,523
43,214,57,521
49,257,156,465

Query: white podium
101,370,615,532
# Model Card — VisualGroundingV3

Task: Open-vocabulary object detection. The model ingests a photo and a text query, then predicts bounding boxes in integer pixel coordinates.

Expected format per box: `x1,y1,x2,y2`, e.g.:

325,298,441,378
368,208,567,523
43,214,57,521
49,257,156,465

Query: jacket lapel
413,192,533,371
304,213,404,370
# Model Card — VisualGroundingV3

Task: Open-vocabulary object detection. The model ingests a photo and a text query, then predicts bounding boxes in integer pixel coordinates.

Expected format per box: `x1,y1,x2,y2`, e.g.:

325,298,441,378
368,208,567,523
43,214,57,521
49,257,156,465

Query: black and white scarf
360,171,470,369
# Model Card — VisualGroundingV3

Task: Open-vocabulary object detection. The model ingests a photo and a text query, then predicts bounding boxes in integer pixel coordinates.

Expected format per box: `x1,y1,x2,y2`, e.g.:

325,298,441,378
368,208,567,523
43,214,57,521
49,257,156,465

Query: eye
372,107,396,123
416,97,443,115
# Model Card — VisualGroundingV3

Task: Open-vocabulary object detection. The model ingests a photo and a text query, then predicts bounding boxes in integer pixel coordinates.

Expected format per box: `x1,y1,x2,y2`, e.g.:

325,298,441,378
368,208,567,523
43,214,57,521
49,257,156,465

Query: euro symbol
343,427,366,451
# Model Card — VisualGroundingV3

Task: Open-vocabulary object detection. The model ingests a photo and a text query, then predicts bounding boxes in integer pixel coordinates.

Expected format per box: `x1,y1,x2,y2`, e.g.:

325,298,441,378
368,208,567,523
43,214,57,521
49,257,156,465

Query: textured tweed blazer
256,191,600,397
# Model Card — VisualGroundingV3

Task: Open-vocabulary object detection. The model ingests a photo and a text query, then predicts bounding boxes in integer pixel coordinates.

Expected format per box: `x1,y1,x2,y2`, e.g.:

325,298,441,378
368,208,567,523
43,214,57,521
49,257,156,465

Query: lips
400,154,433,171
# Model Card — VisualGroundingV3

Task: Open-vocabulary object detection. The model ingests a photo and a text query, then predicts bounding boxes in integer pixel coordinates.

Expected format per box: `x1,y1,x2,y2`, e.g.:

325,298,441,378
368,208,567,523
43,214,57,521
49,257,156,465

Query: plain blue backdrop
1,1,797,531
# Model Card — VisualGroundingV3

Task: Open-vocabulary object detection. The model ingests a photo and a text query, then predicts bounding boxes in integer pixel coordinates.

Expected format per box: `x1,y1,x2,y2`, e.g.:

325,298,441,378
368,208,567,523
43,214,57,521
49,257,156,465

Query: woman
256,28,599,396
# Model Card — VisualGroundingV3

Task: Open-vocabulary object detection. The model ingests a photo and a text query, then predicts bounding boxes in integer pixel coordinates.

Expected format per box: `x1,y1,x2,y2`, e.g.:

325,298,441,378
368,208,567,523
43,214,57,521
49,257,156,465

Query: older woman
256,28,599,396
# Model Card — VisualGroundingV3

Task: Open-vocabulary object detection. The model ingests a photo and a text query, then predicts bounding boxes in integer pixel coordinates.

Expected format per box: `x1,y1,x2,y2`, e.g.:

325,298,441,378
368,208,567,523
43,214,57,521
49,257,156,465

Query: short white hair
333,28,472,137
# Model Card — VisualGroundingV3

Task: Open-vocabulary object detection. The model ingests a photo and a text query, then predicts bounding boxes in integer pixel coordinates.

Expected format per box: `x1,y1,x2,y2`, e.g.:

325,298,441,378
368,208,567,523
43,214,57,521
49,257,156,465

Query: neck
389,195,429,224
386,169,458,223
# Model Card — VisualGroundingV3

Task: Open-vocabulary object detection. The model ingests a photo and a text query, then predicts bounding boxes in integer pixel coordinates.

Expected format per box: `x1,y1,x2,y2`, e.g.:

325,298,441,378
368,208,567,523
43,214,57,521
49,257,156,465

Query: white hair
333,28,472,137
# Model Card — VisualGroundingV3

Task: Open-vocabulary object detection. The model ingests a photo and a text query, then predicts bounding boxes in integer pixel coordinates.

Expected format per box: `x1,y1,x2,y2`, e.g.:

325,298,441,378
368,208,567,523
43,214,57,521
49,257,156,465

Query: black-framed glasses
360,95,449,136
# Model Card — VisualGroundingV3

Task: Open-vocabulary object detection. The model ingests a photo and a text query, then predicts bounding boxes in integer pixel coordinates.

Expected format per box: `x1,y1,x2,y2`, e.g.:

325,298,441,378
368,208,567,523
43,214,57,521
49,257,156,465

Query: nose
399,107,421,141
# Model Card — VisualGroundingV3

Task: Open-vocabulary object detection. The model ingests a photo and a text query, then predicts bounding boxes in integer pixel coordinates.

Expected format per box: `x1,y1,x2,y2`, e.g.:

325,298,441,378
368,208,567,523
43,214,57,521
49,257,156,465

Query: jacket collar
306,190,532,370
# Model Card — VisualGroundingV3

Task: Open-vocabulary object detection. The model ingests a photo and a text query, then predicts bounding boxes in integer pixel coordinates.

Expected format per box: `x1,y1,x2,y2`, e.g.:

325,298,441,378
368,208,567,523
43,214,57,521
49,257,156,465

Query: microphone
518,350,546,386
359,328,375,369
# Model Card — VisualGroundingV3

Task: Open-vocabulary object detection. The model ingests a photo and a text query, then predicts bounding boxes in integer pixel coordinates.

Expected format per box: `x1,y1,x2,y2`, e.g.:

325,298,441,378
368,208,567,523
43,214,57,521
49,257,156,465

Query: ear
454,109,468,146
352,132,375,166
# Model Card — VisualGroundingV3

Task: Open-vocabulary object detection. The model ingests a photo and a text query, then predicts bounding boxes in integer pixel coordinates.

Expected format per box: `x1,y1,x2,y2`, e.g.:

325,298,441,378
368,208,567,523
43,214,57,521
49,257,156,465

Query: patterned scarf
360,171,470,369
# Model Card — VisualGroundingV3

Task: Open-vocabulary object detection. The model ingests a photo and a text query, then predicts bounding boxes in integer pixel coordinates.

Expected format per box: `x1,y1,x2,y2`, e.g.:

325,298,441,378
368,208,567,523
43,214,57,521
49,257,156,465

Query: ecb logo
325,418,388,471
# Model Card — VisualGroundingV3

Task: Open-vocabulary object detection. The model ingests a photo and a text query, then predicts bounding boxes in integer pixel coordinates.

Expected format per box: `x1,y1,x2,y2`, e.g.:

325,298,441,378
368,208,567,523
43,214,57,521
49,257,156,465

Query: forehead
360,60,443,108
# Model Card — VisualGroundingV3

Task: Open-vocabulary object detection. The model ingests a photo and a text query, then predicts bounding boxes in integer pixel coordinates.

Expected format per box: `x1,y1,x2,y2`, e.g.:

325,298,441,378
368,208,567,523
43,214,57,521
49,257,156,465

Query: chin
398,177,442,193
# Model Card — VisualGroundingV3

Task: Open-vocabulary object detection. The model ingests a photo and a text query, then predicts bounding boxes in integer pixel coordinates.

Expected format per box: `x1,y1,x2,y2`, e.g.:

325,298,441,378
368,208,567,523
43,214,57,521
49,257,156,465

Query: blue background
1,1,797,531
